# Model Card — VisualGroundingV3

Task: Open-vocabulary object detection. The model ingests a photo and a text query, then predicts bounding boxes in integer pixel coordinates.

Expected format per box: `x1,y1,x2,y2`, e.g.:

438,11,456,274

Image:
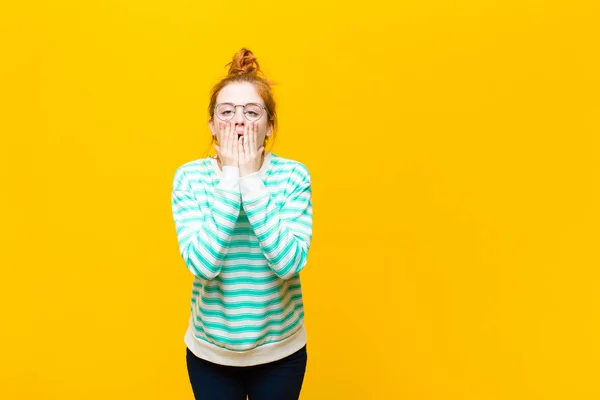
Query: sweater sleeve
171,166,242,281
239,164,313,280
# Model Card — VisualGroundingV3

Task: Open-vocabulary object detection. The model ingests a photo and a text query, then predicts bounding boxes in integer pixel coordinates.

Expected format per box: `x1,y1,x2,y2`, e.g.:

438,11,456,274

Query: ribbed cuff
216,166,240,191
239,172,269,202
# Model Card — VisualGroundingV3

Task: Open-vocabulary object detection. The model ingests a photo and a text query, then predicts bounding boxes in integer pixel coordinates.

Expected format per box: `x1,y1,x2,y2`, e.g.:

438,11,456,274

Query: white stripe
197,297,303,317
205,279,283,291
198,301,304,328
216,270,275,279
198,286,302,302
220,258,271,267
192,306,302,338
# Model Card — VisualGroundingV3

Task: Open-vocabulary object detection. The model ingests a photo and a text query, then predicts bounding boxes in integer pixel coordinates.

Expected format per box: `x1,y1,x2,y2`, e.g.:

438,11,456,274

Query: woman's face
208,82,272,149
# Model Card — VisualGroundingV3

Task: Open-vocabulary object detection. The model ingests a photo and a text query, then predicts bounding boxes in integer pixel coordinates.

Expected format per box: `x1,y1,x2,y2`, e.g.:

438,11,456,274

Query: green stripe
197,309,301,333
222,252,268,261
193,313,304,345
198,302,303,322
211,205,239,224
203,283,301,297
214,194,240,209
187,228,228,261
189,245,218,275
215,274,280,285
219,264,272,273
199,293,303,309
228,240,260,248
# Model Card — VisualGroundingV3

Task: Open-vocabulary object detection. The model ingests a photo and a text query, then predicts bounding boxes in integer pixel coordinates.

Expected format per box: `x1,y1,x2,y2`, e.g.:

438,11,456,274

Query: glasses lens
244,104,264,121
216,103,264,121
216,103,235,120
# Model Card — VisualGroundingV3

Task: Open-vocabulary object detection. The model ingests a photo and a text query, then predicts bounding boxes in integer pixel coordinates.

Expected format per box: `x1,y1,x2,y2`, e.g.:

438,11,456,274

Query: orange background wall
1,1,599,399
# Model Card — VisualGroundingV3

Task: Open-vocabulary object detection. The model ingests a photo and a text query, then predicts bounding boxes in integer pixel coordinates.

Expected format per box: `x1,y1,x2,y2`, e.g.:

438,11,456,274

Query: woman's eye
248,112,258,116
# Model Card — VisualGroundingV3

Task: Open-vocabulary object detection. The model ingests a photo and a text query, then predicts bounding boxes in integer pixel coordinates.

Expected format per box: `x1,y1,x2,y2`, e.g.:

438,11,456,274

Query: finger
228,121,234,157
242,124,249,160
230,121,236,157
232,124,238,151
248,122,253,154
243,123,250,156
238,135,243,159
221,121,228,149
233,135,238,163
246,121,253,156
235,126,246,163
251,122,257,153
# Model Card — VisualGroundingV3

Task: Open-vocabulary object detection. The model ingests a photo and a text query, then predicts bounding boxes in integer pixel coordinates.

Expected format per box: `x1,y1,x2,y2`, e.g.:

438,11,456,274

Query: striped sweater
171,151,313,366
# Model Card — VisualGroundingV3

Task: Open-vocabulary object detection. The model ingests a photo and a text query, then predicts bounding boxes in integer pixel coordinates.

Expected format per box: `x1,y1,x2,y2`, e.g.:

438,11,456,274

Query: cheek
213,122,222,139
257,121,268,134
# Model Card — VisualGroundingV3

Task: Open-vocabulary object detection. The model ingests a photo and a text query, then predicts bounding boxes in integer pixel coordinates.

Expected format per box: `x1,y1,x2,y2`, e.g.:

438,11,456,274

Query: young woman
171,48,313,400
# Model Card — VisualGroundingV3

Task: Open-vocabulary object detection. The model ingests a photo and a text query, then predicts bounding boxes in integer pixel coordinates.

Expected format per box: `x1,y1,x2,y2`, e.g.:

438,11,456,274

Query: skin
208,82,273,178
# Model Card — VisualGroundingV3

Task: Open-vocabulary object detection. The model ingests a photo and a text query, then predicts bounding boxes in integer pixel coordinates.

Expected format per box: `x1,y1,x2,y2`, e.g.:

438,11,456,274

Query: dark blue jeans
186,346,307,400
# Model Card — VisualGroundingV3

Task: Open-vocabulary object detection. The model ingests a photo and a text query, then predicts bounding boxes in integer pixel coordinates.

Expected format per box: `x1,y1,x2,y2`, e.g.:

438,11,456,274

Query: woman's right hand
214,121,239,168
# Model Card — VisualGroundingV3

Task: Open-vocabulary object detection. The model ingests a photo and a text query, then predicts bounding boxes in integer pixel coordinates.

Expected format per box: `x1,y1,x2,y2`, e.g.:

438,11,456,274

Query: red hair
206,48,278,155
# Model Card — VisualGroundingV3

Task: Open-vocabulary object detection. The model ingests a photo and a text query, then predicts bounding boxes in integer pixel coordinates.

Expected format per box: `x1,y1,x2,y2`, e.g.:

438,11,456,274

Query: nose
232,105,245,125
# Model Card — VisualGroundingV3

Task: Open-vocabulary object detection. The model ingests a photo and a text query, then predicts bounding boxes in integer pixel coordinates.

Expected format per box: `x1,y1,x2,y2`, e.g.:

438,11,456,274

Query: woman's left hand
238,121,265,178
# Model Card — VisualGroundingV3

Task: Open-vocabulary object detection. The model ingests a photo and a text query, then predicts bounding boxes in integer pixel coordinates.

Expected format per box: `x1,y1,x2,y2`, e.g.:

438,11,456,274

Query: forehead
217,82,263,105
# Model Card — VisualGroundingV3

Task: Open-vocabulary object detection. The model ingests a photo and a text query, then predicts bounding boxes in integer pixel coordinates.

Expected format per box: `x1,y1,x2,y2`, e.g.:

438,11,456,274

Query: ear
266,123,273,138
208,119,216,137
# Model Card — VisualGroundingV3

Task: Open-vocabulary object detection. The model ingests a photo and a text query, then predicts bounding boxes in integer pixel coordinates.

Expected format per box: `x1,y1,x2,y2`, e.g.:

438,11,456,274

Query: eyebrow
219,101,265,106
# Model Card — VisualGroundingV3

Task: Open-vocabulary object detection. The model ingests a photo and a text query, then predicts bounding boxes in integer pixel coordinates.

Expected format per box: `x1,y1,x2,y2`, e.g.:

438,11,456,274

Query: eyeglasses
214,102,266,122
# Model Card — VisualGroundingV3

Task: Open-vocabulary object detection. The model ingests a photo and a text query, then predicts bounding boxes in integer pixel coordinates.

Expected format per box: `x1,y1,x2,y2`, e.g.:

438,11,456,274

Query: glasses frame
214,102,267,122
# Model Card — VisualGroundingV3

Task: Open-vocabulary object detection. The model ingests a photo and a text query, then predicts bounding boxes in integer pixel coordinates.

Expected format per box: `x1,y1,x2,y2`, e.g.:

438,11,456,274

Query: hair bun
225,48,261,76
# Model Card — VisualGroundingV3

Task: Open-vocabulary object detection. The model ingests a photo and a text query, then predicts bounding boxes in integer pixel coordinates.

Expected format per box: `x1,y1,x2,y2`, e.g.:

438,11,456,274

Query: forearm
239,173,312,280
174,167,242,280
